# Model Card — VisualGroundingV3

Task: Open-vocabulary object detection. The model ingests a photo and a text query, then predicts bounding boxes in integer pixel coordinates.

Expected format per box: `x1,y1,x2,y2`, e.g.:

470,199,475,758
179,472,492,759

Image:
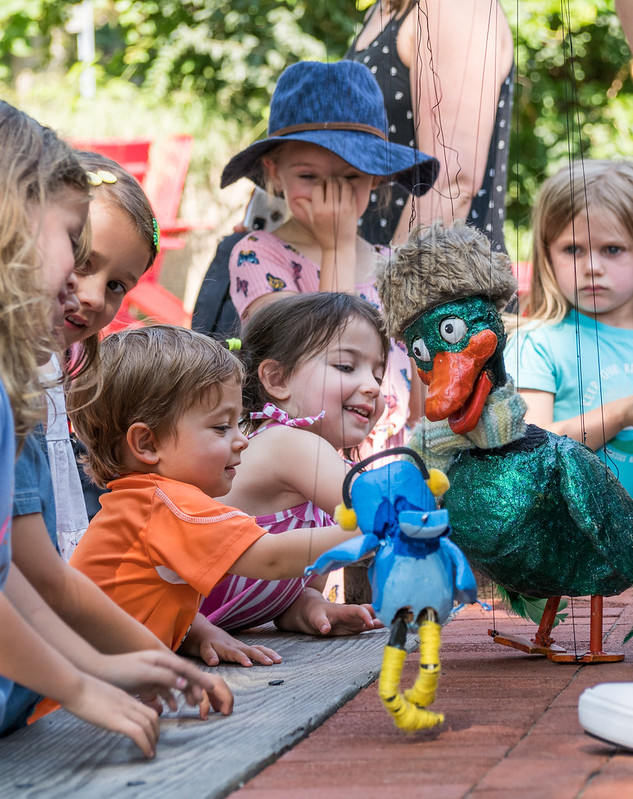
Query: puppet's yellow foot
378,621,444,732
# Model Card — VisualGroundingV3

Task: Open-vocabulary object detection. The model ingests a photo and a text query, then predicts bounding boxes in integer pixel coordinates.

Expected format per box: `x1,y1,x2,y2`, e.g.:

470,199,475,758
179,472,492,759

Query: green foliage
94,0,357,124
504,0,633,257
2,1,633,259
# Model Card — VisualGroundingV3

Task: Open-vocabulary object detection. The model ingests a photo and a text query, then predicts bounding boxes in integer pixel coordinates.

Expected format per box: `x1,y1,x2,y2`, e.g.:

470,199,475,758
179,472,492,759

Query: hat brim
221,130,439,197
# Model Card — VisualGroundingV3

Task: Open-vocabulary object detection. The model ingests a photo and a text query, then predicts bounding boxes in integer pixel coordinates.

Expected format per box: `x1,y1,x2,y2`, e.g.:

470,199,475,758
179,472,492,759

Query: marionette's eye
439,317,467,344
411,337,431,363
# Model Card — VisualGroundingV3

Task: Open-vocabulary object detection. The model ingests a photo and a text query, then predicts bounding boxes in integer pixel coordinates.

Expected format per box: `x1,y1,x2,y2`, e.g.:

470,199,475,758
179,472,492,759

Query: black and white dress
346,7,513,252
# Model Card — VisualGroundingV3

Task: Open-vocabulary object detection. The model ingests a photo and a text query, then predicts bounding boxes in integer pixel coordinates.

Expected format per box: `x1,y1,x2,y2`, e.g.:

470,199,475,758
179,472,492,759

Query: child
201,292,386,634
504,160,633,495
0,101,232,754
42,150,158,561
221,59,440,450
67,325,367,654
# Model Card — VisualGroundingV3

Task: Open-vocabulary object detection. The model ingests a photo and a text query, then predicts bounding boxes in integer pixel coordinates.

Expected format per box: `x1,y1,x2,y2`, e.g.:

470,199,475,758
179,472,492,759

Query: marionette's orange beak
417,329,498,435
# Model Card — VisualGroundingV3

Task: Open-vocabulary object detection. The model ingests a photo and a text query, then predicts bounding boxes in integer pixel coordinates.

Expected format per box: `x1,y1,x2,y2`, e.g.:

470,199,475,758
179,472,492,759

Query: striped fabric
200,500,333,630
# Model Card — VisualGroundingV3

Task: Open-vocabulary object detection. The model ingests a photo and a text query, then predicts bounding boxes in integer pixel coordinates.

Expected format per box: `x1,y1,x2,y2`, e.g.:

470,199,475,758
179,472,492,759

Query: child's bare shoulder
249,423,337,458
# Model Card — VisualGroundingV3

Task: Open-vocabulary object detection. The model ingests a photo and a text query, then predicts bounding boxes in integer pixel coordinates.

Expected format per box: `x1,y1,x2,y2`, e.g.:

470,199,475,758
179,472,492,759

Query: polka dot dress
347,9,513,252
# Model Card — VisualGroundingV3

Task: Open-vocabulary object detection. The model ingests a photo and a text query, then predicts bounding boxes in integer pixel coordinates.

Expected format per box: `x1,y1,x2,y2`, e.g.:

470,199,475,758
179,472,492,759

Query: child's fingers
205,679,234,716
181,675,233,716
197,690,211,720
137,691,166,715
248,645,283,665
360,603,384,627
308,605,333,635
120,703,160,759
199,641,221,667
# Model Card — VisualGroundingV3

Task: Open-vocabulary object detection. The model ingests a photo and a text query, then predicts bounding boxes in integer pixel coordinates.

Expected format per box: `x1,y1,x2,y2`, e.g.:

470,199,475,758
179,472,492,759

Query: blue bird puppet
376,221,633,663
306,447,477,731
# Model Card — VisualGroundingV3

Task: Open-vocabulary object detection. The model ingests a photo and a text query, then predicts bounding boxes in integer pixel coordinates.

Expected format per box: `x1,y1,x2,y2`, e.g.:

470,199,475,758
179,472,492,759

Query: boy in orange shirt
69,326,377,658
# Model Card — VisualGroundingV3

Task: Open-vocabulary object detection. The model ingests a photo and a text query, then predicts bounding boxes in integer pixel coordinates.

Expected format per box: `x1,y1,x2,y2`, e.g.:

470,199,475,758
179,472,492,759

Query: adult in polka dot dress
347,0,513,252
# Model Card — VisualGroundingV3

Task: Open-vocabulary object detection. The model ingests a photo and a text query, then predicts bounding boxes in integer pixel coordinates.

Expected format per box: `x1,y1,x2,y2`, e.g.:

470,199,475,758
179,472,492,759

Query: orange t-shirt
70,472,266,650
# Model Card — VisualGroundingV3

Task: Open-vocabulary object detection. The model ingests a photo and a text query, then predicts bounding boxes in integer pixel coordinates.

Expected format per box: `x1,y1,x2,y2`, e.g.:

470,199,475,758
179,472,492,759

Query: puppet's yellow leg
405,619,442,708
378,614,444,732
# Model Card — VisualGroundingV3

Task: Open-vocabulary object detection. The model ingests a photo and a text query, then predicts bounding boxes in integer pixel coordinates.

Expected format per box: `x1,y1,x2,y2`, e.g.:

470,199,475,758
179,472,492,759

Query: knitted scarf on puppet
409,378,527,474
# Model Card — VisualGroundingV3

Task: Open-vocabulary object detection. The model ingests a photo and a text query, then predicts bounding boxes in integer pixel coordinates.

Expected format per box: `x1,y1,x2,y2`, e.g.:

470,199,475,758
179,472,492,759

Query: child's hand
318,602,383,635
96,650,234,718
196,624,284,668
297,178,359,255
275,587,383,636
178,613,283,668
61,672,160,759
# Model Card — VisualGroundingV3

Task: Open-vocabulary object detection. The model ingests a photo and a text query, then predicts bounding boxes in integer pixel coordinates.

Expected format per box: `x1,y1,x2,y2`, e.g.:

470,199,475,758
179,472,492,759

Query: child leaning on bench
68,325,367,654
0,101,231,759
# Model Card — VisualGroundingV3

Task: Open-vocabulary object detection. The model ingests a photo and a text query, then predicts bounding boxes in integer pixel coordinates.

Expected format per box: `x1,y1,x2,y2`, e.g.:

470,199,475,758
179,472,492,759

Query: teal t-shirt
504,309,633,495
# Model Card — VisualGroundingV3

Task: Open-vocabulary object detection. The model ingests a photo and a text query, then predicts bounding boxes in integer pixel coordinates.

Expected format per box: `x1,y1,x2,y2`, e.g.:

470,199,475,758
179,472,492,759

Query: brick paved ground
234,590,633,799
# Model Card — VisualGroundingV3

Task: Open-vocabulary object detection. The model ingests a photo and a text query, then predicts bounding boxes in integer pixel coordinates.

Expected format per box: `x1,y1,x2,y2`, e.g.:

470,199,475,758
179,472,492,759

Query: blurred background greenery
2,0,632,297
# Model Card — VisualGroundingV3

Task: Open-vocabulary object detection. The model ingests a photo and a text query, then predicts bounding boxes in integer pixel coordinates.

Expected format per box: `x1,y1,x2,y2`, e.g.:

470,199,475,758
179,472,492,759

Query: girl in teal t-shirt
505,160,633,495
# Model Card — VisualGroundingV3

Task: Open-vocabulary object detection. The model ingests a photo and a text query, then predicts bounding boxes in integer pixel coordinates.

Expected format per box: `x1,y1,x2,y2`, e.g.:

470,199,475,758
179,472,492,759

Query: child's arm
5,563,233,719
1,564,161,757
520,388,633,451
13,512,164,652
11,513,233,713
229,522,358,581
177,612,283,668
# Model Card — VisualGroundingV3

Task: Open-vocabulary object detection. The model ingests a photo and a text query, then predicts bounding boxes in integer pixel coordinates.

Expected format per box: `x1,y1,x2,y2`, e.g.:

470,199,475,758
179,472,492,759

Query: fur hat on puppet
375,220,517,340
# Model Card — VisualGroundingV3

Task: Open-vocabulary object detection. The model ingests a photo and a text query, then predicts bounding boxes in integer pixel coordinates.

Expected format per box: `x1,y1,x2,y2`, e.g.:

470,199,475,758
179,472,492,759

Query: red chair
121,134,196,328
70,137,151,184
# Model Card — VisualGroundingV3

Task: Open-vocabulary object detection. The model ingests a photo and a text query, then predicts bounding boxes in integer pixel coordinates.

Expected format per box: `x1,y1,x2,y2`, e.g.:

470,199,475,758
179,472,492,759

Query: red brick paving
233,590,633,799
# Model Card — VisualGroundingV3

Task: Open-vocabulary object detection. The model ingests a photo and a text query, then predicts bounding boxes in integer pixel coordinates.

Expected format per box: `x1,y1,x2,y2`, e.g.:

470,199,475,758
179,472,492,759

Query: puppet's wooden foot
488,596,567,656
548,596,624,663
378,607,444,732
488,629,567,656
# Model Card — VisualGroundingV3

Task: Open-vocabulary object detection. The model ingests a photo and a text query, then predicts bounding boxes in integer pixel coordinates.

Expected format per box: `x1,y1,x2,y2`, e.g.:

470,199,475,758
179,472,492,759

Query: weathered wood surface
0,626,410,799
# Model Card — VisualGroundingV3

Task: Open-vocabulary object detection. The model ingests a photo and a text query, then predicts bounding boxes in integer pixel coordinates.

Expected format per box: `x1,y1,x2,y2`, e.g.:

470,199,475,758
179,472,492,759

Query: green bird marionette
376,220,633,662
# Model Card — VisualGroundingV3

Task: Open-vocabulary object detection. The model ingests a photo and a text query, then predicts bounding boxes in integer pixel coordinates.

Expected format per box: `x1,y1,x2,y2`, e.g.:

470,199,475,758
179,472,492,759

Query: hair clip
152,218,161,253
86,169,118,187
226,338,241,351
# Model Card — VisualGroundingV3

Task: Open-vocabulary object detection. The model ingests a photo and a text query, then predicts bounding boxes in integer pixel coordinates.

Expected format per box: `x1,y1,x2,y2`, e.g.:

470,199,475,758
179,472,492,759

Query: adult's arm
393,0,513,243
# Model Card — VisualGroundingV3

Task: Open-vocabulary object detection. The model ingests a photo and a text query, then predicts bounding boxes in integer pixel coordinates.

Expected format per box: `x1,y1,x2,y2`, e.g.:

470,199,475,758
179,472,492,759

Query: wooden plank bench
0,626,405,799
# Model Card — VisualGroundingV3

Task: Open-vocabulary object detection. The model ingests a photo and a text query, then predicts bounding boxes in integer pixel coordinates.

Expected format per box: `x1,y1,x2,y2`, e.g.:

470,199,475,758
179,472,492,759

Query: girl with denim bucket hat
224,59,439,452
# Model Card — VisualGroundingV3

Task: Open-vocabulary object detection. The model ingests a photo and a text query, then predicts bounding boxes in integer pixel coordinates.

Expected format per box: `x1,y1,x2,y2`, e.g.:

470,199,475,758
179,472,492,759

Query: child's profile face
154,380,248,498
549,209,633,327
32,187,87,331
62,197,150,346
279,315,386,450
264,141,379,230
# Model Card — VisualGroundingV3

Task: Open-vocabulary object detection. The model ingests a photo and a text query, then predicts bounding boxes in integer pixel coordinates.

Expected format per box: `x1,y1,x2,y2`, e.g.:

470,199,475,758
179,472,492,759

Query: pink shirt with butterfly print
228,230,412,450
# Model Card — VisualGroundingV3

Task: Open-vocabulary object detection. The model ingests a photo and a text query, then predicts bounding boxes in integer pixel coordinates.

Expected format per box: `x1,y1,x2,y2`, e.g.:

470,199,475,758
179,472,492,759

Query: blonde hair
67,325,244,488
523,160,633,326
0,101,89,444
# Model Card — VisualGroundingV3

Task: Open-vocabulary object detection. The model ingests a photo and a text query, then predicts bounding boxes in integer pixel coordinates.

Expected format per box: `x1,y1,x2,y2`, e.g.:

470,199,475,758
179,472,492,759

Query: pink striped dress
199,404,334,630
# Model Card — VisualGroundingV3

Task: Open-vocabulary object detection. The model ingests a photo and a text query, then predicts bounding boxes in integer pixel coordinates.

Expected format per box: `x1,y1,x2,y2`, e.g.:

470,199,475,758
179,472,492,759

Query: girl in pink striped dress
201,293,387,635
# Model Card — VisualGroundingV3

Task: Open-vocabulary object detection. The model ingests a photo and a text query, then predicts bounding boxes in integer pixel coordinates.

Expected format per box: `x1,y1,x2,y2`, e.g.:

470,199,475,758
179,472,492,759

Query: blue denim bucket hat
221,60,439,197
